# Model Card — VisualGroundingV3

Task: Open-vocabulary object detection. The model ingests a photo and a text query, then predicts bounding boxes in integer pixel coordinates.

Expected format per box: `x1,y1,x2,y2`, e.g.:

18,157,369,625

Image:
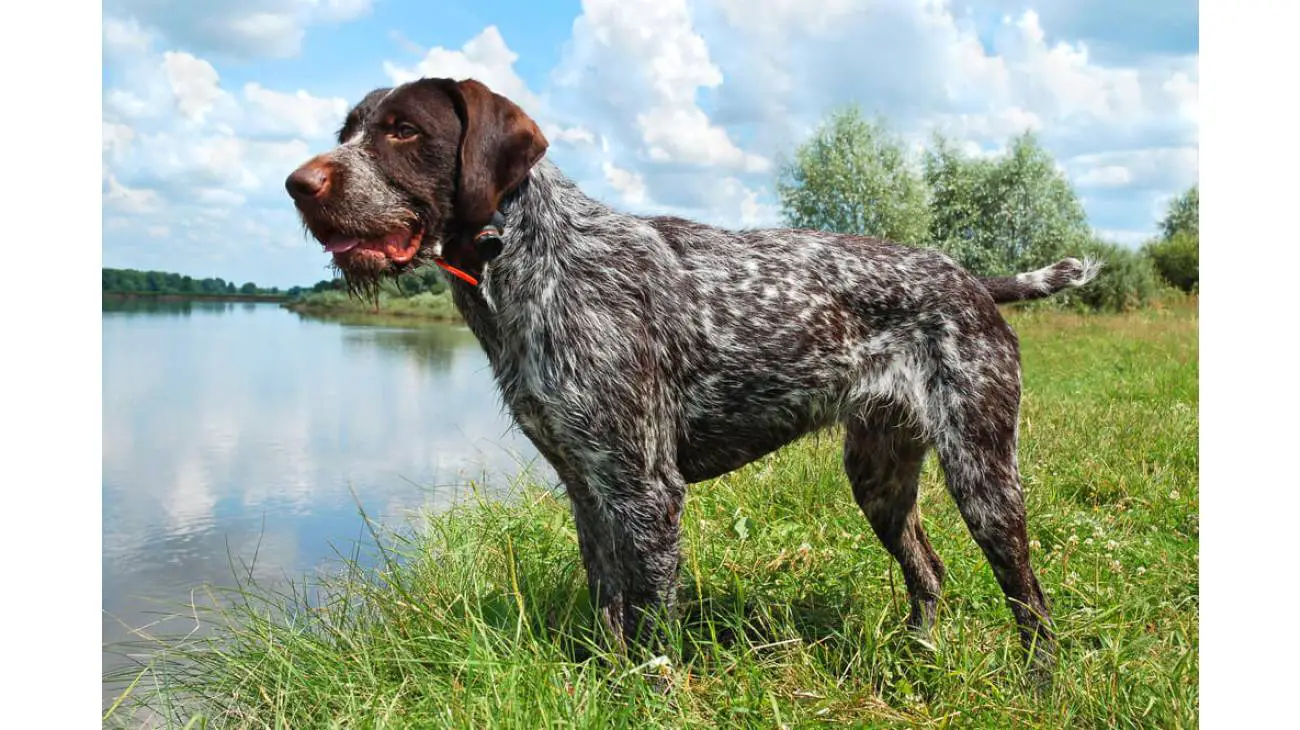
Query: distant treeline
103,262,455,304
296,264,450,300
104,268,288,298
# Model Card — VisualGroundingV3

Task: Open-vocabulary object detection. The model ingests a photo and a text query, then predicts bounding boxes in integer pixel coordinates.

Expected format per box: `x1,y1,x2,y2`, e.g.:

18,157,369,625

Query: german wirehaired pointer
286,78,1099,672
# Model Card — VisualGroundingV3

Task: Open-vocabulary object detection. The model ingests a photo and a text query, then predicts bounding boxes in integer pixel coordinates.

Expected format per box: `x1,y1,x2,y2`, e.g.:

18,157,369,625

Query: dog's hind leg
843,407,945,634
930,360,1055,673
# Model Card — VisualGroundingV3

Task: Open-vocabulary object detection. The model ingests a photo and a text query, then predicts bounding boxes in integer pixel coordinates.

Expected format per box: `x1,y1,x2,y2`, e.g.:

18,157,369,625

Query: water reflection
102,302,546,706
102,297,222,317
343,323,480,376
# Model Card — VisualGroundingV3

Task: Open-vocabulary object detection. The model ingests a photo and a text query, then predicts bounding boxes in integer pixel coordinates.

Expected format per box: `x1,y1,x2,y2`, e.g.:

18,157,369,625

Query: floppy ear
440,78,548,227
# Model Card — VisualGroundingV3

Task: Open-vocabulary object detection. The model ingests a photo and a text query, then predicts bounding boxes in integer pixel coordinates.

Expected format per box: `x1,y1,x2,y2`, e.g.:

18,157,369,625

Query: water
101,300,545,704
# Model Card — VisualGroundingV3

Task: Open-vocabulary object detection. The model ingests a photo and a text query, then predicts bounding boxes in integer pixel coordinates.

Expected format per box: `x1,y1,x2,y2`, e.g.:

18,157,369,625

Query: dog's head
284,78,548,294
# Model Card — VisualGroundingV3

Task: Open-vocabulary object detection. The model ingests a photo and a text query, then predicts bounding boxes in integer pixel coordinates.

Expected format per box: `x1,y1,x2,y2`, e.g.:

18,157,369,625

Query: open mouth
323,226,425,266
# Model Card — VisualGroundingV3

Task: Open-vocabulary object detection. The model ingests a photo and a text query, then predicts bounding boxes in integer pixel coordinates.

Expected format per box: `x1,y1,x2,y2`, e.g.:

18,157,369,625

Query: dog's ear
440,78,548,227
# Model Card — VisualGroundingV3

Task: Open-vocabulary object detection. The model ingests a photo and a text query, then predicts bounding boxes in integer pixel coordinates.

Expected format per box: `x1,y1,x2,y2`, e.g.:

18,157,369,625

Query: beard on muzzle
331,250,398,304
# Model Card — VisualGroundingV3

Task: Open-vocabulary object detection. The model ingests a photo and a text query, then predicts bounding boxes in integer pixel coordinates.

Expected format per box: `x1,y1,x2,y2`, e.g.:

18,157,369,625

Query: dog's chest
454,292,586,450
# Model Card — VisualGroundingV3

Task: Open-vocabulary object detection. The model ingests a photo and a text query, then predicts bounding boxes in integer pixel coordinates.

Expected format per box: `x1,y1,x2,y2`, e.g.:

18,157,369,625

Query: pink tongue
325,237,361,253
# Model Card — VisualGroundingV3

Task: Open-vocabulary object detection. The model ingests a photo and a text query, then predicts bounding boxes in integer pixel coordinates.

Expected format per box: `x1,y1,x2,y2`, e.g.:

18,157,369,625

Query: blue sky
101,0,1199,288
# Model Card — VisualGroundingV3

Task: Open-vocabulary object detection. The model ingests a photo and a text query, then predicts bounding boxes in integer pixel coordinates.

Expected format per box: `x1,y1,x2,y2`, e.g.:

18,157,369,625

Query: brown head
284,78,548,294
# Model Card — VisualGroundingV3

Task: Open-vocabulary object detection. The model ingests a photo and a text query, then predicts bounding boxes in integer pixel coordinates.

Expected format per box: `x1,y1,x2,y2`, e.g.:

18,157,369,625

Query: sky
101,0,1199,289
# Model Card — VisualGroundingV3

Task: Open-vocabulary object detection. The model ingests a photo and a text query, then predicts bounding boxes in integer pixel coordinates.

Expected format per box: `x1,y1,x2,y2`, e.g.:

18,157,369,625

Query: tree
1159,184,1198,239
776,106,931,245
1145,231,1198,292
239,282,258,295
1065,238,1161,312
924,132,1092,277
1146,184,1199,292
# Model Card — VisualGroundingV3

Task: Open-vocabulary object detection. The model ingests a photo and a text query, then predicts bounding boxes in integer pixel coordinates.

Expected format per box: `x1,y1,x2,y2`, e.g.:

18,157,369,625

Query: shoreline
103,292,289,303
279,300,464,323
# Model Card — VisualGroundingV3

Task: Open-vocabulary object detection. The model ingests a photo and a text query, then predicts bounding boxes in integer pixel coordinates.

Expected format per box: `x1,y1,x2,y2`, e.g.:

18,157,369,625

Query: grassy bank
281,289,462,322
105,302,1198,729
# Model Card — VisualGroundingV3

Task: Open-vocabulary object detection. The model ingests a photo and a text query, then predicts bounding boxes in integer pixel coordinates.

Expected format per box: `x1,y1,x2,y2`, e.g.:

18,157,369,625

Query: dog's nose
285,162,329,202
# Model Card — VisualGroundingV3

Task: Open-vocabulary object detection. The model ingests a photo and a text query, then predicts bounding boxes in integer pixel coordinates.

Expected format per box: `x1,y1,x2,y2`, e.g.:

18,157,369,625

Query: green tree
239,282,258,295
924,132,1092,276
1144,185,1199,293
1159,184,1198,239
776,106,931,245
1145,231,1198,292
1062,238,1161,312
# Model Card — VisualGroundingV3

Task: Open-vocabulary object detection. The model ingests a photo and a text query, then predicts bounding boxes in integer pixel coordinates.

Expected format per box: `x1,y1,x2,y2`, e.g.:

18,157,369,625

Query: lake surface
102,300,546,703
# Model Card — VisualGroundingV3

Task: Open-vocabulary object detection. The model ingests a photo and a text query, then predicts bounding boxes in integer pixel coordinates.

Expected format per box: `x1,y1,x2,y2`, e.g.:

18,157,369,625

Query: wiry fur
288,78,1102,674
980,257,1102,303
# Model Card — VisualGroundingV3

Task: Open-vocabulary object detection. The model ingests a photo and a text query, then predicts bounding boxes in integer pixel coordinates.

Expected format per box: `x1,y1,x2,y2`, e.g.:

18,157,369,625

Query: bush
1144,231,1199,293
1054,239,1162,313
924,132,1092,277
776,107,932,245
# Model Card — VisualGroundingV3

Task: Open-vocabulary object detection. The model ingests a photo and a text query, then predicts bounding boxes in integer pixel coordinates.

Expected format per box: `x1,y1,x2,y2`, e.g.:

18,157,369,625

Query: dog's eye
391,122,420,141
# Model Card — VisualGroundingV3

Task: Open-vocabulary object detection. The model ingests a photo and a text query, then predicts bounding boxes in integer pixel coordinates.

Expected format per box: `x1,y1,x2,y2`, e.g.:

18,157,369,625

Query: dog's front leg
568,464,686,656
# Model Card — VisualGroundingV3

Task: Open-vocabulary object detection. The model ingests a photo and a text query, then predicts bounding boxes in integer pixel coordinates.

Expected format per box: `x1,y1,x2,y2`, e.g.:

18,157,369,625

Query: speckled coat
287,77,1101,671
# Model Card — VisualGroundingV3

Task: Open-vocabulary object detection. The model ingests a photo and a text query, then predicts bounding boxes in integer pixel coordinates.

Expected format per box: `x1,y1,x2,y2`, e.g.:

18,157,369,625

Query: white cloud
163,52,226,122
927,106,1044,142
104,0,375,60
242,83,349,138
1077,164,1133,188
1067,147,1198,192
637,106,770,172
196,188,250,208
719,177,780,229
1162,69,1198,128
544,124,596,147
384,26,540,113
553,0,765,173
711,0,861,38
226,12,306,58
103,16,154,56
105,89,154,120
104,174,160,214
317,0,374,23
103,121,136,156
601,161,647,205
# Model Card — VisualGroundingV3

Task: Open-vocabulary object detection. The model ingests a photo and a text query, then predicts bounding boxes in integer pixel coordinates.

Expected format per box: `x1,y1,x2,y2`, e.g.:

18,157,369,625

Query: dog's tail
979,257,1103,304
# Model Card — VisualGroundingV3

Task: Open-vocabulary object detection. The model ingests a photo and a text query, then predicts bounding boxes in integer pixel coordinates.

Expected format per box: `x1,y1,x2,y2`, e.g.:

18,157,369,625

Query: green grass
105,301,1198,729
283,289,462,322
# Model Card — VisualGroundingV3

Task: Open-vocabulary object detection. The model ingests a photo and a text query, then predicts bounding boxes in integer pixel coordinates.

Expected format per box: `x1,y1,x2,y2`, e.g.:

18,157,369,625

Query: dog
285,77,1099,671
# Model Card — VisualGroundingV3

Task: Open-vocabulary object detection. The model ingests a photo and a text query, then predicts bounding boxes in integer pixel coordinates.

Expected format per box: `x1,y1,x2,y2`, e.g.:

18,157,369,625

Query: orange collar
435,213,507,288
435,258,480,286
